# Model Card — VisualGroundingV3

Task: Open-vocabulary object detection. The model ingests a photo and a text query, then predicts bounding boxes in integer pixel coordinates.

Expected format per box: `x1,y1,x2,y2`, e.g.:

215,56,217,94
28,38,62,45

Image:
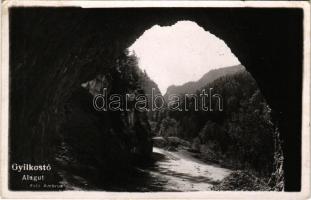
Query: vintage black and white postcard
0,1,310,199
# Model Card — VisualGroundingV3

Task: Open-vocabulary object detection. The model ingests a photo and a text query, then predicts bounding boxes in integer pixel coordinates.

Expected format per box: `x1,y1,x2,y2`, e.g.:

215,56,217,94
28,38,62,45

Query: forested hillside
164,65,244,100
153,68,280,182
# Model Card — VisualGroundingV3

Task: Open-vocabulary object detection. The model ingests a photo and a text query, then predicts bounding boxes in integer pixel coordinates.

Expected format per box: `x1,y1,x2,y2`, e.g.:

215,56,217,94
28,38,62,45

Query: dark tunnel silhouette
9,7,303,191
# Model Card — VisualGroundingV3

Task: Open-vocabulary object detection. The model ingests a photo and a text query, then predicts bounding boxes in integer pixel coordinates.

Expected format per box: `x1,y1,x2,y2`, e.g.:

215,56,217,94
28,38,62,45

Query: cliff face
10,19,154,187
9,7,302,190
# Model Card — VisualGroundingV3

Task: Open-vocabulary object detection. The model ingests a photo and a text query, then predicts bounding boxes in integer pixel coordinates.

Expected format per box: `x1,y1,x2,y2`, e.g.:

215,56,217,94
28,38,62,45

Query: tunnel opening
125,20,283,190
9,7,302,192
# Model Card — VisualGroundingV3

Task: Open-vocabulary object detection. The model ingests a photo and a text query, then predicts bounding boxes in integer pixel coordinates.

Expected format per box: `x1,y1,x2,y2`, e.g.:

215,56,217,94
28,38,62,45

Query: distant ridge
164,64,245,98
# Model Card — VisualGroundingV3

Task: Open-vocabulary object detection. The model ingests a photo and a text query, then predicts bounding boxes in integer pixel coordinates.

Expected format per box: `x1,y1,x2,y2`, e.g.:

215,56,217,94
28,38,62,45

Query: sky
129,21,240,94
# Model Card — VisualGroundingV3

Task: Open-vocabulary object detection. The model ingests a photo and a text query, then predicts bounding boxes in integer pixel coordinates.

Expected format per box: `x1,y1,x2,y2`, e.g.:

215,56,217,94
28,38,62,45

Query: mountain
164,64,245,99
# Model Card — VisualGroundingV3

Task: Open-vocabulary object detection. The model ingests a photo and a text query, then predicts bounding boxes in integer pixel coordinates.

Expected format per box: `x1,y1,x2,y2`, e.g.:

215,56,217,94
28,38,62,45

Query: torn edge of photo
1,0,310,199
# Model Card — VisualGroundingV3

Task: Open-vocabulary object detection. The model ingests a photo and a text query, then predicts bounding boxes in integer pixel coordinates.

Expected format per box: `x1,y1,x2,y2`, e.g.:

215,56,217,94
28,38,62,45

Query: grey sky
129,21,240,94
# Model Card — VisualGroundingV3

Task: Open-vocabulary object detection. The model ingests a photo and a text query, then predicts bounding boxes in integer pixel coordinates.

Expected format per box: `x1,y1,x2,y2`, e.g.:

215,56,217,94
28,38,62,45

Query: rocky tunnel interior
9,7,303,191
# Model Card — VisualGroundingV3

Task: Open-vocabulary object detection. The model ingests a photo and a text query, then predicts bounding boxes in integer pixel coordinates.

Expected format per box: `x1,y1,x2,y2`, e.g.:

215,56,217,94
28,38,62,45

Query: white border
1,1,310,199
